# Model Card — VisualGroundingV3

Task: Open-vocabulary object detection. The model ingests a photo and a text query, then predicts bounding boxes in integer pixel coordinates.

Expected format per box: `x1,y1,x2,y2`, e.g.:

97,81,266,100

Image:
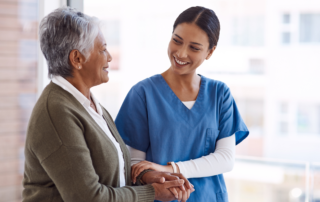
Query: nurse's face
167,22,215,75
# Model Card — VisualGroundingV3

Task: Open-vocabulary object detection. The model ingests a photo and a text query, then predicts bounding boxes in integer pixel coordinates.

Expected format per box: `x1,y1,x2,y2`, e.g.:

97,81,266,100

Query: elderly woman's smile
103,66,109,72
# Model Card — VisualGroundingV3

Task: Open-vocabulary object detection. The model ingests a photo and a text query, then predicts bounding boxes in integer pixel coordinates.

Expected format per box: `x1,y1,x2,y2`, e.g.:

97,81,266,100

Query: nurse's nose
176,45,188,58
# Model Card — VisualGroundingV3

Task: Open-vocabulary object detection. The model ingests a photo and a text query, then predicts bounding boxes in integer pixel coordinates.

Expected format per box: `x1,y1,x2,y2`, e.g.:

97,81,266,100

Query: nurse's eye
190,46,200,51
173,38,182,44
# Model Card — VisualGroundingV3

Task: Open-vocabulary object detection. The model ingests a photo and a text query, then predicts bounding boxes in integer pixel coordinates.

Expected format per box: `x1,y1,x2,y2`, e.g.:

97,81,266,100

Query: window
280,13,294,45
283,14,290,24
282,32,291,44
19,40,37,61
249,59,265,74
300,13,320,43
277,102,290,135
232,16,265,46
297,104,320,134
19,0,38,22
280,102,288,114
237,99,264,135
279,121,289,134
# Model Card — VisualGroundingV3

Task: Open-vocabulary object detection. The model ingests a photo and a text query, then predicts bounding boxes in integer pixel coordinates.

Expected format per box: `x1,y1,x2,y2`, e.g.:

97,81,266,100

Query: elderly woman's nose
107,51,112,62
176,46,188,58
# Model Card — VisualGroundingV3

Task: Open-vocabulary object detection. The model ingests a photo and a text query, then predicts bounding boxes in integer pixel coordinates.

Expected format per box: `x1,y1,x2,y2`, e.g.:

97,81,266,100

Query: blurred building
0,0,38,201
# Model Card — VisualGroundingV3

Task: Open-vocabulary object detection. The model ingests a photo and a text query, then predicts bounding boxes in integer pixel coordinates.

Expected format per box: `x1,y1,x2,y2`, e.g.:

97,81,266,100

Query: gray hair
39,7,100,78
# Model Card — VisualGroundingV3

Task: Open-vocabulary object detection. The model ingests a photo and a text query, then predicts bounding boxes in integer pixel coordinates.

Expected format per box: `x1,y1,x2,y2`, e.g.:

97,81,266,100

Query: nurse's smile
173,55,190,67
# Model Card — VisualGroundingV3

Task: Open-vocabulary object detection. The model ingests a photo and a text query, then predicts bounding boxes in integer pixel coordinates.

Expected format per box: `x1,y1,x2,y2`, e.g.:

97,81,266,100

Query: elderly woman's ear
69,49,86,70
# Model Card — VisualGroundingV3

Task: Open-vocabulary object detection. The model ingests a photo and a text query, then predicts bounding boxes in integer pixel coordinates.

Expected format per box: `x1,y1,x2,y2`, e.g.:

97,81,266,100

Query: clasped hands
133,161,195,202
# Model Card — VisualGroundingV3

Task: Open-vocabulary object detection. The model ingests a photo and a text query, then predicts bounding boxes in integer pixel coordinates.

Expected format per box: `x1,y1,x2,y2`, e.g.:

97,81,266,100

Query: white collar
52,76,103,116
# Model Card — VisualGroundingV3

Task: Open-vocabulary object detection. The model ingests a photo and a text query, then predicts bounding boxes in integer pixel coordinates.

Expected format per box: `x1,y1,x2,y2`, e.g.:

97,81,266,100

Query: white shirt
52,76,126,187
128,100,235,178
182,101,196,109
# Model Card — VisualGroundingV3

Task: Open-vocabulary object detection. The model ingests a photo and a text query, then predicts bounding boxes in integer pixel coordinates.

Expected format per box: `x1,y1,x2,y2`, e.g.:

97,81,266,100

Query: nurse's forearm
127,145,146,166
176,134,235,178
127,135,235,178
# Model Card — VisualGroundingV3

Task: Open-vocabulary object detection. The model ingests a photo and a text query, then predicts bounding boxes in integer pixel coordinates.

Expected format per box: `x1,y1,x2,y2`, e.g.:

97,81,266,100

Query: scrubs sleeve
218,85,249,145
115,88,150,152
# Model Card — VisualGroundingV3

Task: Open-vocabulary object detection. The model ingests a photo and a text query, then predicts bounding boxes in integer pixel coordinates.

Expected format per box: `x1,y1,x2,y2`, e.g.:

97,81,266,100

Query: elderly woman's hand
141,170,195,201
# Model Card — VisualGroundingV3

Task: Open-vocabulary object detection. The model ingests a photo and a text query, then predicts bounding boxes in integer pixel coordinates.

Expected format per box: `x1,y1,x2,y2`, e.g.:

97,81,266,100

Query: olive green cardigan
22,82,155,202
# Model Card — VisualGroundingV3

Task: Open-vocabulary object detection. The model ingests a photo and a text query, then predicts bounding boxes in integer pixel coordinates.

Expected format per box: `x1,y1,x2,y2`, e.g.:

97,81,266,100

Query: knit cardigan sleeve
23,86,154,202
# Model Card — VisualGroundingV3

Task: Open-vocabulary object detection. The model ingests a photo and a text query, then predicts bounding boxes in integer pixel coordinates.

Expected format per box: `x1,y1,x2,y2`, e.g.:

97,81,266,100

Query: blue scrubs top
115,74,249,202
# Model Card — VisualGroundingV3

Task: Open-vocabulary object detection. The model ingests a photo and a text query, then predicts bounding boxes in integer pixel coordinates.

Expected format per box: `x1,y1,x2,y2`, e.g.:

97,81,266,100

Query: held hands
132,160,174,184
152,180,192,202
140,170,195,202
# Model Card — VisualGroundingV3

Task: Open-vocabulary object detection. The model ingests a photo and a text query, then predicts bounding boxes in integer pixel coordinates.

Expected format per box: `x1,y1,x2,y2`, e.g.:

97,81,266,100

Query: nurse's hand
141,171,194,195
142,171,194,201
168,173,194,201
152,179,185,201
169,185,192,202
132,160,173,182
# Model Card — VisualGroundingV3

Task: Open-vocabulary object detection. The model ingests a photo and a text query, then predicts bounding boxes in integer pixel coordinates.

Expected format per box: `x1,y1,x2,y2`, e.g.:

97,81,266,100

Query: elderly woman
22,7,193,202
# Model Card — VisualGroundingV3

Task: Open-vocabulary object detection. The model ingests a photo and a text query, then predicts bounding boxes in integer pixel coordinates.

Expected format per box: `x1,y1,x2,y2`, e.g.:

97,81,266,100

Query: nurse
115,6,249,202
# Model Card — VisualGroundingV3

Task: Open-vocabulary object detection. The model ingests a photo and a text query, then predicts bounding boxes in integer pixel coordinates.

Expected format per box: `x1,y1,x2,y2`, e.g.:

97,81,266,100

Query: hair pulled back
173,6,220,50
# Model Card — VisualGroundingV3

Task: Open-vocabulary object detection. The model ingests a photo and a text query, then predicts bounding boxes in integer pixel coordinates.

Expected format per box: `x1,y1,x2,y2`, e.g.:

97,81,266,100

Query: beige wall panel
0,186,20,202
0,96,19,108
0,159,20,173
0,2,18,16
0,121,21,134
0,110,19,121
0,173,20,187
0,16,21,30
0,134,21,148
0,41,19,55
0,56,17,68
0,82,19,95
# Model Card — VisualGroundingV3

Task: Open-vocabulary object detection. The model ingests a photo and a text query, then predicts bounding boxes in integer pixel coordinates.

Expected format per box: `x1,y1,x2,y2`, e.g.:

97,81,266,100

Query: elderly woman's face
81,30,111,85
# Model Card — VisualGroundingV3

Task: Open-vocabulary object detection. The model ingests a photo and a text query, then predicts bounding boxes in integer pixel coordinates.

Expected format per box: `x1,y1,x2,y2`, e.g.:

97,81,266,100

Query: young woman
115,6,249,202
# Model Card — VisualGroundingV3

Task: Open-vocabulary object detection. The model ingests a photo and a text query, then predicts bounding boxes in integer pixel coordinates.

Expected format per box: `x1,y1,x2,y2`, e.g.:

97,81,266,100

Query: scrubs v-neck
115,74,249,202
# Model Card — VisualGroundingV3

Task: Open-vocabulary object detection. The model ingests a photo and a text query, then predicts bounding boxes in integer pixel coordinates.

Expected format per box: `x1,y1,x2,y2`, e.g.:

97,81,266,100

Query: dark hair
173,6,220,50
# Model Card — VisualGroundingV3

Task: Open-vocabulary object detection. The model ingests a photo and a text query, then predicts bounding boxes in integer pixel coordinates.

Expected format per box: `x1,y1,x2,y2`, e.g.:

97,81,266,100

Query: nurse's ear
206,46,216,60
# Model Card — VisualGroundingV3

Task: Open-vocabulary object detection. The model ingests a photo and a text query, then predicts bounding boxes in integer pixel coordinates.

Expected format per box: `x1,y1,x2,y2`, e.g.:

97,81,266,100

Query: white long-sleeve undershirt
177,134,235,178
127,134,235,179
127,101,235,179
